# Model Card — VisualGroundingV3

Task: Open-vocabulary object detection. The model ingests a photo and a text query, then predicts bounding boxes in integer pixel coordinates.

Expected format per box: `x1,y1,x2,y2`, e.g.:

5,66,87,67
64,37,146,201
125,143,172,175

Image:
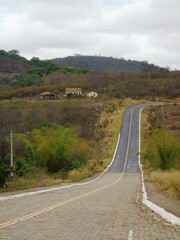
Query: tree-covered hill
52,55,168,72
0,50,31,74
0,49,168,76
0,50,58,87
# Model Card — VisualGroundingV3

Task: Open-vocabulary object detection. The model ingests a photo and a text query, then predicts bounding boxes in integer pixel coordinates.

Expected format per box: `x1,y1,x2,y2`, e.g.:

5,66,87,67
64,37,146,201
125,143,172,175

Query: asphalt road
0,105,179,240
108,105,143,174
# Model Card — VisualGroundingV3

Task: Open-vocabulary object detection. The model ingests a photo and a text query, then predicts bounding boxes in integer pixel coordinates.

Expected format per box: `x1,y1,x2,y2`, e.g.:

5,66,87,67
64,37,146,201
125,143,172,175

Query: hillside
0,53,31,74
0,50,169,74
0,50,58,87
1,49,179,100
52,55,167,72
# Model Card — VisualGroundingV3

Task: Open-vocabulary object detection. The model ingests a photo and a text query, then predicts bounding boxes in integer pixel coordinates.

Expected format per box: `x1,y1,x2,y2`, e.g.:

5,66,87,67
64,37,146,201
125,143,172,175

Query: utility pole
10,129,13,167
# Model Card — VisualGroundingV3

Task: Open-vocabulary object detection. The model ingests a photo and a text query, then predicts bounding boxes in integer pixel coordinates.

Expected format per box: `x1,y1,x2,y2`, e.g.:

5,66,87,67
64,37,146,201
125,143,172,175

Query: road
0,105,179,240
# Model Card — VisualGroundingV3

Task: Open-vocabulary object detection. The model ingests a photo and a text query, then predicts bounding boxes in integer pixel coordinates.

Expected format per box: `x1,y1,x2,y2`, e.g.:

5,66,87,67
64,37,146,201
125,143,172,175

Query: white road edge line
139,106,180,226
127,229,133,240
0,134,121,201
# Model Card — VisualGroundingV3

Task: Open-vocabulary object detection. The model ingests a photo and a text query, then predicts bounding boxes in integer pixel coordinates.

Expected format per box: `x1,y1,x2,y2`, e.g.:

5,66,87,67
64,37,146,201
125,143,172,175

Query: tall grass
143,129,180,170
149,170,180,199
68,167,94,182
0,169,63,193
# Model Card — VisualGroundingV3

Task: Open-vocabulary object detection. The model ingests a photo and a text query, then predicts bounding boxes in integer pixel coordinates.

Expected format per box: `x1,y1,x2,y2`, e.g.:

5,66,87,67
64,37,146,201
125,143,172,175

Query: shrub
143,130,180,170
0,162,11,187
14,157,30,177
18,125,90,173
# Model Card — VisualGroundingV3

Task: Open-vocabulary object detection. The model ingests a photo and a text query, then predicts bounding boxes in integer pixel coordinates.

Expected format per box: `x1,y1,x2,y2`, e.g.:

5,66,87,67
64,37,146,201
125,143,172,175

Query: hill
0,50,168,76
52,55,167,72
0,50,32,74
0,50,58,87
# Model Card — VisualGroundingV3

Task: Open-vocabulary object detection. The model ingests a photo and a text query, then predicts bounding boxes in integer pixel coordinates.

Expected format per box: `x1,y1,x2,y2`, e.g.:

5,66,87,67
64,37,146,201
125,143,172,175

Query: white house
86,91,98,98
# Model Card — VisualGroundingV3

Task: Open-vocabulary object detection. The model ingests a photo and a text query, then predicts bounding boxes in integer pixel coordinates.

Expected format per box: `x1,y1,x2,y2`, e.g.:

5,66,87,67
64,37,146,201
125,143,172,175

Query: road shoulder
145,180,180,218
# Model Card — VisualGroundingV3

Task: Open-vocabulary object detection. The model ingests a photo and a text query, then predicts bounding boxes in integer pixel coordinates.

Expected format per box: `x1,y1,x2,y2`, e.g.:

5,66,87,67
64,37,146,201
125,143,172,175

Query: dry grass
68,167,94,182
0,170,63,193
149,170,180,199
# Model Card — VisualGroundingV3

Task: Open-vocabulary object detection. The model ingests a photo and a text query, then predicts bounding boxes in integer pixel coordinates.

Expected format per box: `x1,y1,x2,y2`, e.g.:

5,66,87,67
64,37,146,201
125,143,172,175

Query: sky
0,0,180,70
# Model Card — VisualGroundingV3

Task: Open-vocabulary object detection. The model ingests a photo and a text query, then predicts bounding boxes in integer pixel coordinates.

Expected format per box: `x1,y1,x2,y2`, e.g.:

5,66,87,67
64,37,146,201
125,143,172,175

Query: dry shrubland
142,104,180,199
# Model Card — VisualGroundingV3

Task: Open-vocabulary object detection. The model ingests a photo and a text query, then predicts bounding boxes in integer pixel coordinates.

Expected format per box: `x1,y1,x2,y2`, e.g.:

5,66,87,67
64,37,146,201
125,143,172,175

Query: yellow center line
0,107,134,229
0,173,124,229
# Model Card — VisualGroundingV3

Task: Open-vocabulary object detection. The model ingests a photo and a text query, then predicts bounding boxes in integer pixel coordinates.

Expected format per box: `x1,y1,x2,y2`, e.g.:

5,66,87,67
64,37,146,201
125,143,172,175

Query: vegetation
149,170,180,199
0,49,25,60
0,98,127,191
0,162,11,187
18,124,89,173
1,71,179,99
10,74,42,88
61,66,89,74
143,129,179,170
142,105,180,199
52,55,168,72
0,49,58,88
0,49,179,100
0,48,179,194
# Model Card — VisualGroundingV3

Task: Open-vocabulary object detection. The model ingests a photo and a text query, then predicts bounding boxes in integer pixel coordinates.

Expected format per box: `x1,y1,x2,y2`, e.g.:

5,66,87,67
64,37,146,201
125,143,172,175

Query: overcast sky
0,0,180,69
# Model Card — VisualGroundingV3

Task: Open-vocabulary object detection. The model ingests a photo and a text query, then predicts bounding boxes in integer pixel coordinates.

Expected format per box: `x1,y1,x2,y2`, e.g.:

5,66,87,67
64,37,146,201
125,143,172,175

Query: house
39,92,55,100
65,88,82,96
86,91,98,98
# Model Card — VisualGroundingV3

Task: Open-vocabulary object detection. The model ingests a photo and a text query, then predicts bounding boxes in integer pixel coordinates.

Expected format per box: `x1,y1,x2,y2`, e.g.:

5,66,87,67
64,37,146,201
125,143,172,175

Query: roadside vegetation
142,104,180,199
0,98,135,191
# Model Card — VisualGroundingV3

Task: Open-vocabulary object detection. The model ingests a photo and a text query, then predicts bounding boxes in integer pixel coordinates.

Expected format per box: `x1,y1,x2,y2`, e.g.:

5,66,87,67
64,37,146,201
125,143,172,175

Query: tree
11,75,42,88
8,49,20,56
0,49,7,56
42,60,58,74
29,57,41,65
28,68,43,76
18,125,89,173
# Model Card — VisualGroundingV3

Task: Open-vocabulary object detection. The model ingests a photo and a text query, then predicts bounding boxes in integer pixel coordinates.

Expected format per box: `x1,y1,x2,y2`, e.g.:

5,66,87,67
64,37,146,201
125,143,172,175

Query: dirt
145,180,180,218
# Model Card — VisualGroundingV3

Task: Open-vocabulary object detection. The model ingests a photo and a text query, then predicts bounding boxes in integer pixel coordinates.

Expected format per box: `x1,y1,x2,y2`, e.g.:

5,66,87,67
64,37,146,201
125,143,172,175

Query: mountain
52,55,167,72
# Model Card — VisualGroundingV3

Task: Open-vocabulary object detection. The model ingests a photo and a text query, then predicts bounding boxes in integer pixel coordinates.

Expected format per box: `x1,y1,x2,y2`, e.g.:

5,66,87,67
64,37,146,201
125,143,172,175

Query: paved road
0,105,179,240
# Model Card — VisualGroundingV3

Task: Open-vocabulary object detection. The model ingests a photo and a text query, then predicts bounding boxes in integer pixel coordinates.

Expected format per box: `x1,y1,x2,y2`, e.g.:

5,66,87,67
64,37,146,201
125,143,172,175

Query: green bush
14,157,30,177
11,74,42,88
0,162,11,187
18,125,89,173
143,130,180,170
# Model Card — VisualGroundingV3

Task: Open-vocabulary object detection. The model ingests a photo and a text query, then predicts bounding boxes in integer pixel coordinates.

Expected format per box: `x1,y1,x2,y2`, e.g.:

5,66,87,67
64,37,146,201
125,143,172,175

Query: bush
143,130,180,170
14,157,29,177
0,162,11,187
18,125,90,173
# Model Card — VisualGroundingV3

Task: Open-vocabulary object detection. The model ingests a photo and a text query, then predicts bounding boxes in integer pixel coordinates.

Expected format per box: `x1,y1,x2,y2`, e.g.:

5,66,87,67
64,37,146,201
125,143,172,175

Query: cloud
0,0,179,69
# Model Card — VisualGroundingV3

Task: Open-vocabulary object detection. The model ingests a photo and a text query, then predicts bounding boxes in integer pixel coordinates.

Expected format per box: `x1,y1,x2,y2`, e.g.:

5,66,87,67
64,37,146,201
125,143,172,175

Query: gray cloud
0,0,179,69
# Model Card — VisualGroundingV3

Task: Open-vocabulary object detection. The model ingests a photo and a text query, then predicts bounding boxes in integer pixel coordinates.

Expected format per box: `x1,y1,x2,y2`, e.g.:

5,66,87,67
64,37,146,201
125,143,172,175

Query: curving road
0,105,179,240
